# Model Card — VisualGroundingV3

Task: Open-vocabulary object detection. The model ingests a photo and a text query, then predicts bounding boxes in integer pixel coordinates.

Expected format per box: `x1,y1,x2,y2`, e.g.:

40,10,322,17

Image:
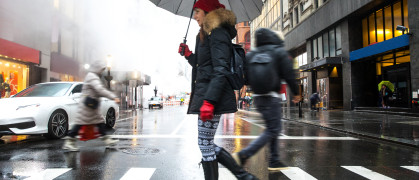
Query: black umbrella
149,0,263,54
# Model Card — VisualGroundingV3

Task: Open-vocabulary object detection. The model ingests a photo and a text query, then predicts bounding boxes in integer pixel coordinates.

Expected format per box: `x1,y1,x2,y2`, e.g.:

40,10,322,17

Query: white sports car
0,82,119,139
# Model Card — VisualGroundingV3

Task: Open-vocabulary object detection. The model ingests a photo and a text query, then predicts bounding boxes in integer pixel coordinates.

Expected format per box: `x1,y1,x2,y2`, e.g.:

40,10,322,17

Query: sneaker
62,136,79,152
232,152,247,166
102,135,119,148
268,161,289,171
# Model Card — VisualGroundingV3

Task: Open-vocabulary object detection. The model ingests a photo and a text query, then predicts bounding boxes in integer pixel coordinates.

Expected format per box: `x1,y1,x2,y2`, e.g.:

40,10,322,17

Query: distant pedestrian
233,28,299,172
178,0,257,179
310,92,321,110
380,85,392,108
62,60,120,151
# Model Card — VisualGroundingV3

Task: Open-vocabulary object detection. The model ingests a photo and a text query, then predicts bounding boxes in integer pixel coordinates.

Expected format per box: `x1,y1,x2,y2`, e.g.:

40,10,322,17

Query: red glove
200,100,214,122
178,43,192,57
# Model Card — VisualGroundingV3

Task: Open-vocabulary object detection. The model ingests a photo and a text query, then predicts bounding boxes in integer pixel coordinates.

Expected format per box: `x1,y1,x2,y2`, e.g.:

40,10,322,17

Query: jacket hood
203,8,237,39
89,60,106,74
255,28,284,47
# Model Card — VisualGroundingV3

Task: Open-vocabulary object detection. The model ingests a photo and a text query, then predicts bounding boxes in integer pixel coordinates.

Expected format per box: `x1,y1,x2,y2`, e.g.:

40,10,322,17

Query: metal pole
298,101,302,118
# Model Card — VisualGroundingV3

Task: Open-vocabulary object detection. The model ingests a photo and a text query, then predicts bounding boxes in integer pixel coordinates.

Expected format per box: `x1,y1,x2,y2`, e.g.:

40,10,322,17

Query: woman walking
62,60,120,151
178,0,257,179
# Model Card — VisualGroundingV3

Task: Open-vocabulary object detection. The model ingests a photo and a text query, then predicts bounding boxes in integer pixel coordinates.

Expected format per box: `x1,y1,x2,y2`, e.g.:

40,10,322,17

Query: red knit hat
193,0,225,13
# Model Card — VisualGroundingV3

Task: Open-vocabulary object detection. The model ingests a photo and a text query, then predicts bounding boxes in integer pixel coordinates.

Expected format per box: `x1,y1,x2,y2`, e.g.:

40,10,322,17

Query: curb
236,109,419,149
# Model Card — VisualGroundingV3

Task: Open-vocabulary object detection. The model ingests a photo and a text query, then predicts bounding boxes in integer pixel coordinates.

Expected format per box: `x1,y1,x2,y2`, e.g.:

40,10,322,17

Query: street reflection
0,135,30,144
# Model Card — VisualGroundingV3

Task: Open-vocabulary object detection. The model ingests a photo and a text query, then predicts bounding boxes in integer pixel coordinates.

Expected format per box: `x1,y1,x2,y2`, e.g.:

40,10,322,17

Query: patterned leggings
198,115,221,161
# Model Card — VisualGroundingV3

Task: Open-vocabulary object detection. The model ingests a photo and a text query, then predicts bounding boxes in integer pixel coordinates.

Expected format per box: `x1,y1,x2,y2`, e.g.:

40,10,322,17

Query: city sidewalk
237,107,419,147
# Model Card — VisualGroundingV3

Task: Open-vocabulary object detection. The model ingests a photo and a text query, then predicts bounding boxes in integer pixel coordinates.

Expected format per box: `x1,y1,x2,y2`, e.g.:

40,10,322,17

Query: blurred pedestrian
178,0,258,179
233,28,299,172
310,92,321,111
62,60,120,151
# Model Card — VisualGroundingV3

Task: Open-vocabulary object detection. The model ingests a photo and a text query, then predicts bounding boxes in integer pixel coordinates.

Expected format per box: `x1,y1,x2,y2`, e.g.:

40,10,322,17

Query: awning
350,34,410,61
299,57,343,72
0,38,40,64
51,52,79,77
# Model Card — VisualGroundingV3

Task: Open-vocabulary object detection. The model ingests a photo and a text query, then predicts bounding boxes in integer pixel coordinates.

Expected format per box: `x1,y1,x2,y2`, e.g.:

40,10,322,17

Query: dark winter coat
185,8,237,114
245,28,298,96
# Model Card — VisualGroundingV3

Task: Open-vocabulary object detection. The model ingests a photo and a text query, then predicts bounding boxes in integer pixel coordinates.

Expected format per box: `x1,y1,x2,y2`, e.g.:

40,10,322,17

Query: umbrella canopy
378,81,394,92
149,0,263,23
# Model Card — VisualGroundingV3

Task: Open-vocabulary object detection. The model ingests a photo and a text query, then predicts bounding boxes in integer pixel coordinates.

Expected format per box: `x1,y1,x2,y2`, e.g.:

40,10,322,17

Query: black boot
202,159,218,180
216,148,259,180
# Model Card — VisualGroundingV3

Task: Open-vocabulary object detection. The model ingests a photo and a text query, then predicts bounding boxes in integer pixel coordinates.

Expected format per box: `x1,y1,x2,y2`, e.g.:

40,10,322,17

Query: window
317,36,323,58
311,26,342,59
294,7,299,24
297,52,308,67
329,29,336,57
311,39,318,58
361,0,409,47
300,3,304,14
336,26,342,55
323,32,329,57
71,84,83,94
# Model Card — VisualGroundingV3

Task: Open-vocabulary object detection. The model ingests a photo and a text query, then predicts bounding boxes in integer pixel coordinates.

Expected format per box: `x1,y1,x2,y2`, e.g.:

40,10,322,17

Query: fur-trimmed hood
203,8,237,37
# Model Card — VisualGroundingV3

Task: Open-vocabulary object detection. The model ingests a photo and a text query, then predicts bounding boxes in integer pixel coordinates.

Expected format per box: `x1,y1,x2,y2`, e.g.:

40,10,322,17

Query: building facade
250,0,417,111
279,0,417,111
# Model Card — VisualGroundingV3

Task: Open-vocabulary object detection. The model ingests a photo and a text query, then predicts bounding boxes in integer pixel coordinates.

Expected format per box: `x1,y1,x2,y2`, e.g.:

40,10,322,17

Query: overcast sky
89,0,200,97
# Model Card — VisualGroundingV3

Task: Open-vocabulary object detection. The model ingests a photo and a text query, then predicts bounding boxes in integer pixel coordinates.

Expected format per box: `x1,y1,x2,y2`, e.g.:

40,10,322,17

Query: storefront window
362,0,408,47
368,14,377,44
362,18,369,47
0,59,29,97
384,6,393,40
376,9,384,42
375,50,410,75
393,2,403,37
403,0,408,30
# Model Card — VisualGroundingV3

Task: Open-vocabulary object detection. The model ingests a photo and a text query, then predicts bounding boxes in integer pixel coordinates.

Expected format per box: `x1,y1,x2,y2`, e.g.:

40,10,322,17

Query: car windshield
150,97,161,101
14,83,73,97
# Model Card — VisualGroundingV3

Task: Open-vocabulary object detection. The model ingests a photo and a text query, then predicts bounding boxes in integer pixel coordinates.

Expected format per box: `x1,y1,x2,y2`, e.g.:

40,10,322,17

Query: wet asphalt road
0,106,419,180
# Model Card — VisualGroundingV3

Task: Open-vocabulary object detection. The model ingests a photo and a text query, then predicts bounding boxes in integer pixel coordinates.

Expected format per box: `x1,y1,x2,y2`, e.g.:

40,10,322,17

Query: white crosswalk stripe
401,166,419,173
120,168,156,180
280,167,318,180
17,166,419,180
25,168,71,180
219,168,236,180
341,166,395,180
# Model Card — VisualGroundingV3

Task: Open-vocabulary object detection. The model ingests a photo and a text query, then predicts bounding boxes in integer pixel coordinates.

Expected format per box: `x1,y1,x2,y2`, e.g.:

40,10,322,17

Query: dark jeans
240,96,281,163
68,123,107,138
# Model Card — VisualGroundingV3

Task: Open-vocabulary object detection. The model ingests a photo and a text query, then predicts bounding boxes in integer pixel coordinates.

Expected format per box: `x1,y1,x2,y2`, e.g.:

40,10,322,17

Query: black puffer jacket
185,8,237,114
246,28,298,96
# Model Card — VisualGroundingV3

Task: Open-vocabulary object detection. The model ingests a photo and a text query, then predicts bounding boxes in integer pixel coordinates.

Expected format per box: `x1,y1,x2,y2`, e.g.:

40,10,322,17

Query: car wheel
45,110,68,139
106,108,116,128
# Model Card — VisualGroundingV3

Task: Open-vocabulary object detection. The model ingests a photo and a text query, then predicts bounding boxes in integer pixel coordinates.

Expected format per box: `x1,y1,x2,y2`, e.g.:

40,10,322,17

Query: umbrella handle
180,0,196,56
180,39,187,56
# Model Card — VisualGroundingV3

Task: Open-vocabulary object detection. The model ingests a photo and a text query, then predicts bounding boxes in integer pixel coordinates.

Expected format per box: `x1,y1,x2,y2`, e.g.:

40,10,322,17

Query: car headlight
16,104,40,110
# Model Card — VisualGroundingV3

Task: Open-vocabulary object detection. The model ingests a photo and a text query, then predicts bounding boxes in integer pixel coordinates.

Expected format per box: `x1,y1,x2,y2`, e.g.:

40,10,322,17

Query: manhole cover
121,147,161,155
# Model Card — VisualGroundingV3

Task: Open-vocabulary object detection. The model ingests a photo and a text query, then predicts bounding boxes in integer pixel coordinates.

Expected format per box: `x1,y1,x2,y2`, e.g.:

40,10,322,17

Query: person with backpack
178,0,258,179
233,28,299,171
